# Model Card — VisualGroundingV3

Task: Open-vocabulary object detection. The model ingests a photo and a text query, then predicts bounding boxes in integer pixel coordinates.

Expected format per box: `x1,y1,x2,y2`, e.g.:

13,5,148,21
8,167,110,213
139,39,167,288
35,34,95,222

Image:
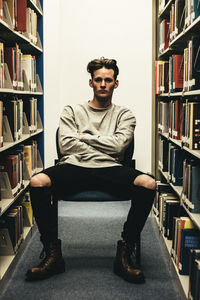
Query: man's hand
78,133,83,140
113,154,124,163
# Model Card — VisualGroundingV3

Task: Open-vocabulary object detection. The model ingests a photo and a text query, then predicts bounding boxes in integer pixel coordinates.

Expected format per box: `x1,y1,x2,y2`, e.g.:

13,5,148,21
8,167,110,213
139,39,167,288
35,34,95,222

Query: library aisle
0,202,181,300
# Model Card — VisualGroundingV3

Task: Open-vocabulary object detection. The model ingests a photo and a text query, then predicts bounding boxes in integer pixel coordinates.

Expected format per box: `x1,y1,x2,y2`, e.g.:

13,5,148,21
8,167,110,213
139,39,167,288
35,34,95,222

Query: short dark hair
87,57,119,80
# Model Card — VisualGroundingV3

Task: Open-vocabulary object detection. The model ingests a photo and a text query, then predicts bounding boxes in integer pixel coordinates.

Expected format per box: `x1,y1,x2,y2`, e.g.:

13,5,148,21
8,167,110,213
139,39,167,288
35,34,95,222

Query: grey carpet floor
0,201,182,300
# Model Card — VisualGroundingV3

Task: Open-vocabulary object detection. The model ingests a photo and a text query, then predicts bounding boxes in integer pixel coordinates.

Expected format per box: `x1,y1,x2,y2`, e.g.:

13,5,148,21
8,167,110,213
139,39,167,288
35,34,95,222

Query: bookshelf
0,0,43,288
152,1,200,299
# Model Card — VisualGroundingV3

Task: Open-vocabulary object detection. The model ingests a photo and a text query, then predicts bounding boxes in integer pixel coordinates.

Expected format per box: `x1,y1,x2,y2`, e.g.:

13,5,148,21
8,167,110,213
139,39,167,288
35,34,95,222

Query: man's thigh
93,166,144,186
41,163,93,190
40,163,145,196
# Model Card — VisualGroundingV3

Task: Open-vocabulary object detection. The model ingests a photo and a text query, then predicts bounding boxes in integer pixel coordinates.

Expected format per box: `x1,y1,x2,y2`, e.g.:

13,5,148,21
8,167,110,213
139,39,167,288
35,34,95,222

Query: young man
26,58,156,283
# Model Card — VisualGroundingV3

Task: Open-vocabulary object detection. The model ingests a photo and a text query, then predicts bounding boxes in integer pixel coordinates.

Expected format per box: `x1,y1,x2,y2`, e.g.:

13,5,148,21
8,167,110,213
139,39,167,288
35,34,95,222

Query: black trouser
30,163,156,245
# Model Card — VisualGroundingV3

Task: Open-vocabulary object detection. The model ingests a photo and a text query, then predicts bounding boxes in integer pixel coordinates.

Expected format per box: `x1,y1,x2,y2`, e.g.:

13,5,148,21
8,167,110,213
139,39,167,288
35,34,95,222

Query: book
0,0,3,19
164,200,180,240
172,217,181,262
189,102,200,150
24,145,32,177
179,228,200,275
159,137,169,171
171,100,183,140
6,0,15,28
0,155,18,193
176,217,195,269
16,0,27,31
4,46,16,89
22,55,36,92
183,47,189,91
158,101,169,133
155,61,169,94
159,193,178,232
192,0,200,22
172,54,184,91
15,144,25,189
160,19,170,53
169,56,173,92
154,182,173,214
175,0,185,36
26,7,38,45
171,148,184,186
0,42,4,88
189,165,200,213
168,143,176,182
22,191,33,226
187,36,200,91
0,209,18,251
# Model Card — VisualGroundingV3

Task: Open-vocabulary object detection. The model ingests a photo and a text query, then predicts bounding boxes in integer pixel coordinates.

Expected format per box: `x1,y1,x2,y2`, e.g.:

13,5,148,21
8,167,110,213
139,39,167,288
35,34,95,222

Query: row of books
172,216,200,276
158,100,200,150
26,6,38,45
184,0,200,28
2,42,37,91
159,1,200,53
182,158,200,213
0,0,38,45
156,35,200,93
0,97,38,147
169,0,185,42
0,140,38,196
154,184,200,298
155,183,181,238
0,191,33,253
183,36,200,92
159,139,200,212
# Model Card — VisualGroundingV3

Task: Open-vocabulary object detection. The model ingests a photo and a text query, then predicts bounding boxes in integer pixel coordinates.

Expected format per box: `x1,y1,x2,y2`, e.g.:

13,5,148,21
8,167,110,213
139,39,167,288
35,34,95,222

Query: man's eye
105,78,113,82
95,78,101,82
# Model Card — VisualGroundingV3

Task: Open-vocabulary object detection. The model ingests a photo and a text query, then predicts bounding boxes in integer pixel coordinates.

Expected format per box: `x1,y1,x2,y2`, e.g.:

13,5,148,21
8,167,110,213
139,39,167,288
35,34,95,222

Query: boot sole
113,263,145,284
26,264,66,281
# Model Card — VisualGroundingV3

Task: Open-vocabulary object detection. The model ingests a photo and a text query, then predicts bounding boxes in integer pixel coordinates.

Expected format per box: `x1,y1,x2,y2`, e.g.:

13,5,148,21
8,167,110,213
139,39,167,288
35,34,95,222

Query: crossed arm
58,106,136,160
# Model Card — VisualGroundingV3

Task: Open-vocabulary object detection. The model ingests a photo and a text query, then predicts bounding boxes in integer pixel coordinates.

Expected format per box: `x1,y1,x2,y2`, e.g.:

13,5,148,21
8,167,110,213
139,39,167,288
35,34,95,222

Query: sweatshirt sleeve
80,109,136,155
59,106,99,156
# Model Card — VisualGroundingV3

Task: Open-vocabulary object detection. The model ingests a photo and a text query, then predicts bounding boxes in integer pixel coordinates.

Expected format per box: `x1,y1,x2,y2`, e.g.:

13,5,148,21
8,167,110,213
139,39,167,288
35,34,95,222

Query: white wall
44,0,152,173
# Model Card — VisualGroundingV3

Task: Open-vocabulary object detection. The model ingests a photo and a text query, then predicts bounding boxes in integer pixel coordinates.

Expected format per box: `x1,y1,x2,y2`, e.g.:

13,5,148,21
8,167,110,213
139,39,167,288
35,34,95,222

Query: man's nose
101,80,106,87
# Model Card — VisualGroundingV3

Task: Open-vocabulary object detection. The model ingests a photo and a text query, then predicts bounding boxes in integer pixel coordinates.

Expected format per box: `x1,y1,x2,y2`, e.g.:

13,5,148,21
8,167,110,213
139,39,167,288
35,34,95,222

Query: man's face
89,67,118,102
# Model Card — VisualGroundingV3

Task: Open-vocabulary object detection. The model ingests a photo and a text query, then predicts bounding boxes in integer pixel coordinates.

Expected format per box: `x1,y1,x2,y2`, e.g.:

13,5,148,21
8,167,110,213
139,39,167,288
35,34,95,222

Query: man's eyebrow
94,76,113,79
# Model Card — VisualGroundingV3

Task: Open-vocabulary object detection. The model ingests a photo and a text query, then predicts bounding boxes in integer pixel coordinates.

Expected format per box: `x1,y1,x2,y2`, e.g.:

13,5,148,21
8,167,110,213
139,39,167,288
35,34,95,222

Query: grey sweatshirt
58,101,136,168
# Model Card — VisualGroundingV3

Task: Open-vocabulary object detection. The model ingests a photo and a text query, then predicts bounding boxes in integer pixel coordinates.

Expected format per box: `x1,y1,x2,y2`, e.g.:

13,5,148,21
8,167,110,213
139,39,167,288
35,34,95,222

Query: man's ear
89,79,93,88
114,80,119,89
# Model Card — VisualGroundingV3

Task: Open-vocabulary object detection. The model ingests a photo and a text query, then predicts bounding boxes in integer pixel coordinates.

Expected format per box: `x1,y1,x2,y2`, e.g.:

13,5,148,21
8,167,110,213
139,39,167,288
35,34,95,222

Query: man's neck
89,98,112,109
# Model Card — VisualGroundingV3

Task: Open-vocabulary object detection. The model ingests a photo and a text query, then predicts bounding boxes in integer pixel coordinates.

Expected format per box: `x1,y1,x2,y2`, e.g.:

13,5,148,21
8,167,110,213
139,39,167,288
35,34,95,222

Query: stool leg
52,195,58,239
135,234,141,266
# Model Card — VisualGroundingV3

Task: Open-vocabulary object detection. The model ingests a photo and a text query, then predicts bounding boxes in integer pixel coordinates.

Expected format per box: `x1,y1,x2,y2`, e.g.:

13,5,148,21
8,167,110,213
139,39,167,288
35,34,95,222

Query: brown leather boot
26,239,65,281
113,240,145,283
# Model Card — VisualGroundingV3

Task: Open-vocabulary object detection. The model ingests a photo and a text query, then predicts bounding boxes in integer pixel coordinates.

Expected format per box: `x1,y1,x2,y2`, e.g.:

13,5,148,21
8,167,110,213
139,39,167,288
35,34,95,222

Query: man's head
87,57,119,106
87,57,119,80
